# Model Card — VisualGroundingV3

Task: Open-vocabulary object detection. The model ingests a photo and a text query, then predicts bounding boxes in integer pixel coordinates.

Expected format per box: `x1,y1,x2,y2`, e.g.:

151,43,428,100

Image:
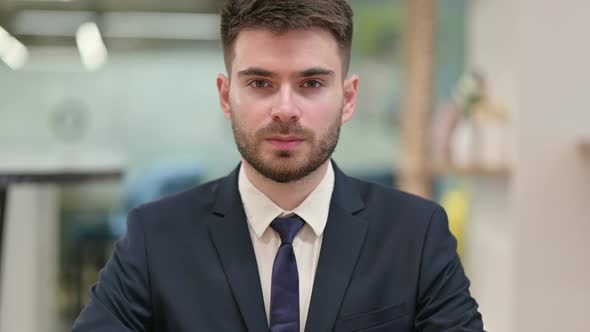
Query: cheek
299,95,343,125
230,89,273,119
232,108,267,135
230,106,271,141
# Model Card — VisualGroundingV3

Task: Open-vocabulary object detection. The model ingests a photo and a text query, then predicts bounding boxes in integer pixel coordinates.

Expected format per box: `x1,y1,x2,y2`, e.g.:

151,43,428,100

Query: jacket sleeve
414,206,484,331
71,208,153,332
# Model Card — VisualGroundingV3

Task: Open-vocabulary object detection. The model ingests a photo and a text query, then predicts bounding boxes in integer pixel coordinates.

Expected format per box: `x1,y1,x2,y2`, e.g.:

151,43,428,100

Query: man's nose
270,86,301,122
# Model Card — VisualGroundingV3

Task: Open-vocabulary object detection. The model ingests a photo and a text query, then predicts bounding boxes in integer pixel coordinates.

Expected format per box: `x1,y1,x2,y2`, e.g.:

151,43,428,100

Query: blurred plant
451,70,484,116
352,5,402,58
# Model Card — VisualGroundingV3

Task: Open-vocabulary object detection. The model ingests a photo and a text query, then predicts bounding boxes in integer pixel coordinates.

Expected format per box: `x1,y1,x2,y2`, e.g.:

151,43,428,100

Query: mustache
256,122,314,139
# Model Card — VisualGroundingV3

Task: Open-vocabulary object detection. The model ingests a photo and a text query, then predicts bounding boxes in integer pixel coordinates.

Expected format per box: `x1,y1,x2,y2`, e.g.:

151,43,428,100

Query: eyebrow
299,67,335,77
236,67,335,78
237,67,276,78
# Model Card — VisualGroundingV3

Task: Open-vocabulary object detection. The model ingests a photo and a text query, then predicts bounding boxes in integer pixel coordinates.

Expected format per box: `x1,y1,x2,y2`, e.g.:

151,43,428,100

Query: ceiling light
75,22,107,71
0,26,28,70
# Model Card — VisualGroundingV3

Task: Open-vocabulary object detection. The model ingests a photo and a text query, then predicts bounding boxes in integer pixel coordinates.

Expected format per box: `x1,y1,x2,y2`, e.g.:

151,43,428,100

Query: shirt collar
238,161,335,238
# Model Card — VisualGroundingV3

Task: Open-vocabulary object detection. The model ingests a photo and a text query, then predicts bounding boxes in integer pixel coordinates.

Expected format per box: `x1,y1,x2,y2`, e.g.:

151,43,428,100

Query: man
72,0,484,331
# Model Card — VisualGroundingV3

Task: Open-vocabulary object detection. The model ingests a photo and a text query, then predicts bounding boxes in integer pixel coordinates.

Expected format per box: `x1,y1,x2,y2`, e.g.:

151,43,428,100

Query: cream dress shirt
238,161,335,332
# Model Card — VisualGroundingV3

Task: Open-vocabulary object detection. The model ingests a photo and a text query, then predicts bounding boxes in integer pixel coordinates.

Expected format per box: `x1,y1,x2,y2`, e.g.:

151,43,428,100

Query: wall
0,43,238,179
465,1,516,330
468,0,590,331
513,0,590,330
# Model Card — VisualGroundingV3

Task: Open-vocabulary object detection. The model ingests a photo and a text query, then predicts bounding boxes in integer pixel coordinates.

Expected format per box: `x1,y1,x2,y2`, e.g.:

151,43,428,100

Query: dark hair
220,0,354,74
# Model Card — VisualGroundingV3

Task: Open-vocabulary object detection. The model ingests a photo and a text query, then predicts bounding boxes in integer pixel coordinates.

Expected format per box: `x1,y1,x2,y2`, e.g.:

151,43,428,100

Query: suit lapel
207,166,269,332
206,163,368,332
304,164,368,332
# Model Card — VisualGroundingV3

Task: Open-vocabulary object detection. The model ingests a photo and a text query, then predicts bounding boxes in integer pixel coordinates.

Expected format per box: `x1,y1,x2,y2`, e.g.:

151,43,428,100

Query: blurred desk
0,152,124,332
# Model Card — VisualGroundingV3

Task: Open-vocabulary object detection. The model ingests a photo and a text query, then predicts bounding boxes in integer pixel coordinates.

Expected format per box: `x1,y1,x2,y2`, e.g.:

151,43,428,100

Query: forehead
231,28,343,78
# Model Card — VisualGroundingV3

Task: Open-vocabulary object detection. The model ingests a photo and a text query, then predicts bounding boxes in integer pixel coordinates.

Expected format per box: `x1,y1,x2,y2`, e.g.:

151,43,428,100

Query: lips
266,136,304,149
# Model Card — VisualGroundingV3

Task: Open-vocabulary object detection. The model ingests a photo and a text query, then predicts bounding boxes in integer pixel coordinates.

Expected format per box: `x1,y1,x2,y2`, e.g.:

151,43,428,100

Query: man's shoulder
346,176,443,224
349,177,439,210
130,176,225,223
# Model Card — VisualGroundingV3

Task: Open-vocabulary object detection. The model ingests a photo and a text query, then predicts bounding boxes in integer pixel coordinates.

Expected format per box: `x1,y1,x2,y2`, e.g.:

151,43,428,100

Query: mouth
265,136,305,149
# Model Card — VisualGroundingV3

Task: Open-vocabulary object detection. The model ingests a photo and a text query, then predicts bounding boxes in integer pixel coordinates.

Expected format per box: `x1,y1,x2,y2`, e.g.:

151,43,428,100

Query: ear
217,73,231,119
341,74,359,124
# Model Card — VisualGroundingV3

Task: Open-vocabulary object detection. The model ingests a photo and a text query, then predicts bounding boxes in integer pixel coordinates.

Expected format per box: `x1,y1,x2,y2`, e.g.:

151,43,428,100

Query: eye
301,80,322,88
249,80,271,88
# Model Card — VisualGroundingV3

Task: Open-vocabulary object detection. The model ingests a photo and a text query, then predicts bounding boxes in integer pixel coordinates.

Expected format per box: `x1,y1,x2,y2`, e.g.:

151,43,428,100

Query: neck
242,160,330,211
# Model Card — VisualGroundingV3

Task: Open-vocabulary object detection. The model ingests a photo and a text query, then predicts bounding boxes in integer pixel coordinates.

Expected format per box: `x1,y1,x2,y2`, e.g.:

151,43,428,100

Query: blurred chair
62,159,205,317
108,159,206,239
354,171,397,187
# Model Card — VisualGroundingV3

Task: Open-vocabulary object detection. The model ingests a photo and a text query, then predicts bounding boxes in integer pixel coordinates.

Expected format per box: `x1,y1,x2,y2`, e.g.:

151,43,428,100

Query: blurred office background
0,0,588,331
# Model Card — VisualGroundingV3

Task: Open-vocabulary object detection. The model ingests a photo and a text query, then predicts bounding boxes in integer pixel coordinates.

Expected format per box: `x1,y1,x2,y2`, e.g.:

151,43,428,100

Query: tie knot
271,215,305,244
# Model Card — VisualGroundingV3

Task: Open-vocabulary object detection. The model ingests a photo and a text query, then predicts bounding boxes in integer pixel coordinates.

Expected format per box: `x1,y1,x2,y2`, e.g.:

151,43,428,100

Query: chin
265,153,307,168
264,155,303,168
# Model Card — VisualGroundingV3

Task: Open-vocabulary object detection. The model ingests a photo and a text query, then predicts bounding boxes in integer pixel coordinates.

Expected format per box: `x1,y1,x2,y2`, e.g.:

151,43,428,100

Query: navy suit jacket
72,164,483,331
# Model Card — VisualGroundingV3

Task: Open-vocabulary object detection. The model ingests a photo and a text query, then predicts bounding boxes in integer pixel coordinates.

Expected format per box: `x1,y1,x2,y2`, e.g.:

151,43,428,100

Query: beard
230,110,342,183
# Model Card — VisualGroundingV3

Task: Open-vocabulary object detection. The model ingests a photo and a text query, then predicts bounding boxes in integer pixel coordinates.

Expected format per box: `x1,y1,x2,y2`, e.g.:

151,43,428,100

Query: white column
0,184,60,332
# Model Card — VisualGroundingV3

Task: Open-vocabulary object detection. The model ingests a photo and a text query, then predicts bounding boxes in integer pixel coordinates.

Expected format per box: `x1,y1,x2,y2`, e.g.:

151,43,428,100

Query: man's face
217,28,358,183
